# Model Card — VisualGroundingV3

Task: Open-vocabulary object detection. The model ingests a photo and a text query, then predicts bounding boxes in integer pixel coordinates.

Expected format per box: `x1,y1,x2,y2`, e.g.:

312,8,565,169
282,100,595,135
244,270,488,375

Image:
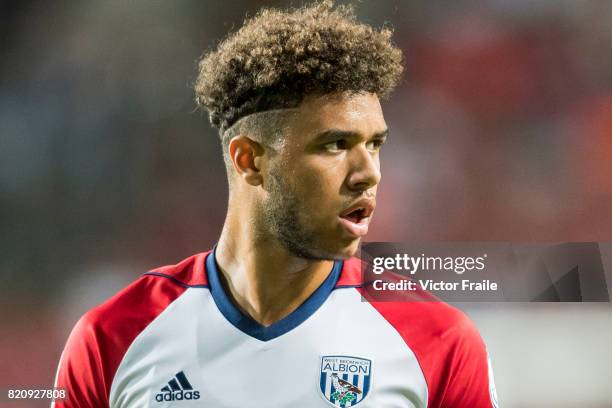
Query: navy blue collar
205,248,343,342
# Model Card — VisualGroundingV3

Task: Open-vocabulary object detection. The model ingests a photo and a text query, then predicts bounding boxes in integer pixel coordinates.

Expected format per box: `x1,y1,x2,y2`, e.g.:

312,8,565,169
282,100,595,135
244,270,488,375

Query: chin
300,235,361,261
332,239,361,260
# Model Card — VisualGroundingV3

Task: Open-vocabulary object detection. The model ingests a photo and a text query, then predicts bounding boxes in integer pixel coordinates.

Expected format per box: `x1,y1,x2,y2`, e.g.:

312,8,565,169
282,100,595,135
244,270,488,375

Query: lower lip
339,216,370,237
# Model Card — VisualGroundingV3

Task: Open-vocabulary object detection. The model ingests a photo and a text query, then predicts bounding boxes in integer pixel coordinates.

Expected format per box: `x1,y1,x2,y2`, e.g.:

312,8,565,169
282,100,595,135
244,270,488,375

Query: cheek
281,151,347,211
303,154,347,186
298,165,344,204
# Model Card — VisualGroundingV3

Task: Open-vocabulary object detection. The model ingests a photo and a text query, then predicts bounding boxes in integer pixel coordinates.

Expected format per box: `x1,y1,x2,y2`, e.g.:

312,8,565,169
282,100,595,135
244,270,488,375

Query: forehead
286,92,387,139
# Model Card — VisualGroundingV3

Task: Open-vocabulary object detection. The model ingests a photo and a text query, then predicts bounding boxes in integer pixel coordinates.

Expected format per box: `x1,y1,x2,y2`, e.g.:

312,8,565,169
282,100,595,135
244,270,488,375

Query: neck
215,208,335,327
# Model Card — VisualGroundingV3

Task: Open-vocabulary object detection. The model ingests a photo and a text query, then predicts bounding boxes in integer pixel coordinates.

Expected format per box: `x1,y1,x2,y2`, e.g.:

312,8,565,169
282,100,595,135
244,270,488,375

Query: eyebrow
312,128,389,143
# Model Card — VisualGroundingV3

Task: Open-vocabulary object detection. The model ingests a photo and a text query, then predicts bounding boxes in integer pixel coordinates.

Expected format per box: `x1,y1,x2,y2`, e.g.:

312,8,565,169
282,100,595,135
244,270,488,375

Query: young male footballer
54,2,498,407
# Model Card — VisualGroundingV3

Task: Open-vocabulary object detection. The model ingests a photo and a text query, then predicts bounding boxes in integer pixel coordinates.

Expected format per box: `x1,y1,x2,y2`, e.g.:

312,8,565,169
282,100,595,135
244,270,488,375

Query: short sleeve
438,317,498,408
52,313,109,407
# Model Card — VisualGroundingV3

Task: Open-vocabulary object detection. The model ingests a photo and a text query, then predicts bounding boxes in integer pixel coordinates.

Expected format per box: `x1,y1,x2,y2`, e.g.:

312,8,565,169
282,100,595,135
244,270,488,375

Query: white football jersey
53,250,497,407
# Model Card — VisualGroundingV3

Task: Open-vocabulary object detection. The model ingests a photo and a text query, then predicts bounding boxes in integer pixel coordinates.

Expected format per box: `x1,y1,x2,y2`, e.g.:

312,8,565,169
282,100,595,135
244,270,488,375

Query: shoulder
393,301,491,407
366,298,491,407
341,257,493,407
339,256,480,345
342,257,476,340
80,251,210,339
366,292,479,346
54,251,211,407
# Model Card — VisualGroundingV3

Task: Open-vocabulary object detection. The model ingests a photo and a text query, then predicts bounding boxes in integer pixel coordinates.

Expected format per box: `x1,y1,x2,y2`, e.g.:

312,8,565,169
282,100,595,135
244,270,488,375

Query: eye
323,139,348,152
366,139,385,152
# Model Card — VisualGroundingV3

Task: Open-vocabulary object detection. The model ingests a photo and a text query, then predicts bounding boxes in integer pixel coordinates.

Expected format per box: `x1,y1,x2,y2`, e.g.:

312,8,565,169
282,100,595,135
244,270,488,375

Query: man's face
260,92,388,260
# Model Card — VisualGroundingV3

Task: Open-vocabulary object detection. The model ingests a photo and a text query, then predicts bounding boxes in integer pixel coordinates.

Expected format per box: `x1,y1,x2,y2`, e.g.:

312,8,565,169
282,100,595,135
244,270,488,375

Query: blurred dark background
1,1,611,406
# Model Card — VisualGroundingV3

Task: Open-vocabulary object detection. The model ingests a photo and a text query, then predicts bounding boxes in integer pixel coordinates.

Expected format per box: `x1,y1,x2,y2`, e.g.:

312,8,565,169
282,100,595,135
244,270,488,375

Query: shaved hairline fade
220,109,298,181
194,0,404,134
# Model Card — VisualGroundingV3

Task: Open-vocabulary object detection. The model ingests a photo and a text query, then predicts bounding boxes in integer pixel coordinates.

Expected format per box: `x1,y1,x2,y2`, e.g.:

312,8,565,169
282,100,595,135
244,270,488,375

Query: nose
345,144,381,192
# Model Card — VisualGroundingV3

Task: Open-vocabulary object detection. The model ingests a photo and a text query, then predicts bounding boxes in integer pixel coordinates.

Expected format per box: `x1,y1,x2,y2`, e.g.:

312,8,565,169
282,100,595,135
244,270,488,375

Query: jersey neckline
205,248,343,342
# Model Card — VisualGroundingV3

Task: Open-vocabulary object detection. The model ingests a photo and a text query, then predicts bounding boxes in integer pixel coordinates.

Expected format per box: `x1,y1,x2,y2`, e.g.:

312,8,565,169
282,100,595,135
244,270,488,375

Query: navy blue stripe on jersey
335,284,363,289
142,272,209,288
206,249,343,342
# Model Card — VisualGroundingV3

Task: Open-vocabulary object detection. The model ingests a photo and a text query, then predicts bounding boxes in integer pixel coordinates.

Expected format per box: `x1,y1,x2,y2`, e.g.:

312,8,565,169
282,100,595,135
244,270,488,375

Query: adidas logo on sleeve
155,371,200,402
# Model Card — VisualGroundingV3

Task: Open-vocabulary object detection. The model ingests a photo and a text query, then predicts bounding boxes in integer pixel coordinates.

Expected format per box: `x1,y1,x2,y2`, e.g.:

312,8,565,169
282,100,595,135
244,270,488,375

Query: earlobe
228,136,264,186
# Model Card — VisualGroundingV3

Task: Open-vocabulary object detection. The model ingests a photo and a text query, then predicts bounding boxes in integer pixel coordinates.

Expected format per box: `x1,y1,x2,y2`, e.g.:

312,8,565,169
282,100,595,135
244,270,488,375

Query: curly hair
194,0,403,133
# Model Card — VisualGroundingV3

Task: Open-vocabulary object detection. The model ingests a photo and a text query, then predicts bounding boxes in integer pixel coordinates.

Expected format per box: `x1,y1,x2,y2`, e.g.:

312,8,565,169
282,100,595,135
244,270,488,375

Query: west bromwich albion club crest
319,355,371,407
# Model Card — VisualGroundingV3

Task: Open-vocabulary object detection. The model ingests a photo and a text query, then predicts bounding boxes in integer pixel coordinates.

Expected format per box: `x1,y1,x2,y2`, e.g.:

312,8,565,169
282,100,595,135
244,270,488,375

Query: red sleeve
53,311,112,407
432,314,495,408
365,297,496,408
52,252,209,407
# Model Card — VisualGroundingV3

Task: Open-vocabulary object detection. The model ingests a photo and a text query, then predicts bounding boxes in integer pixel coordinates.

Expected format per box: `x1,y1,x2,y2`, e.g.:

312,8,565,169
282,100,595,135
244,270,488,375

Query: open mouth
339,201,375,237
341,208,369,224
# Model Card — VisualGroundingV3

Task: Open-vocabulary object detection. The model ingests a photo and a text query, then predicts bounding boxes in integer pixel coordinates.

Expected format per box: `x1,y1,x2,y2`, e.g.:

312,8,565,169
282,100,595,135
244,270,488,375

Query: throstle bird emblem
319,356,371,407
330,373,362,404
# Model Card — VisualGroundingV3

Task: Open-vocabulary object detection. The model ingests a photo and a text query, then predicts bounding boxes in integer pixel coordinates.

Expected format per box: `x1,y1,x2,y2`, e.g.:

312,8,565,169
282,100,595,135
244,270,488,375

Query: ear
228,135,264,186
